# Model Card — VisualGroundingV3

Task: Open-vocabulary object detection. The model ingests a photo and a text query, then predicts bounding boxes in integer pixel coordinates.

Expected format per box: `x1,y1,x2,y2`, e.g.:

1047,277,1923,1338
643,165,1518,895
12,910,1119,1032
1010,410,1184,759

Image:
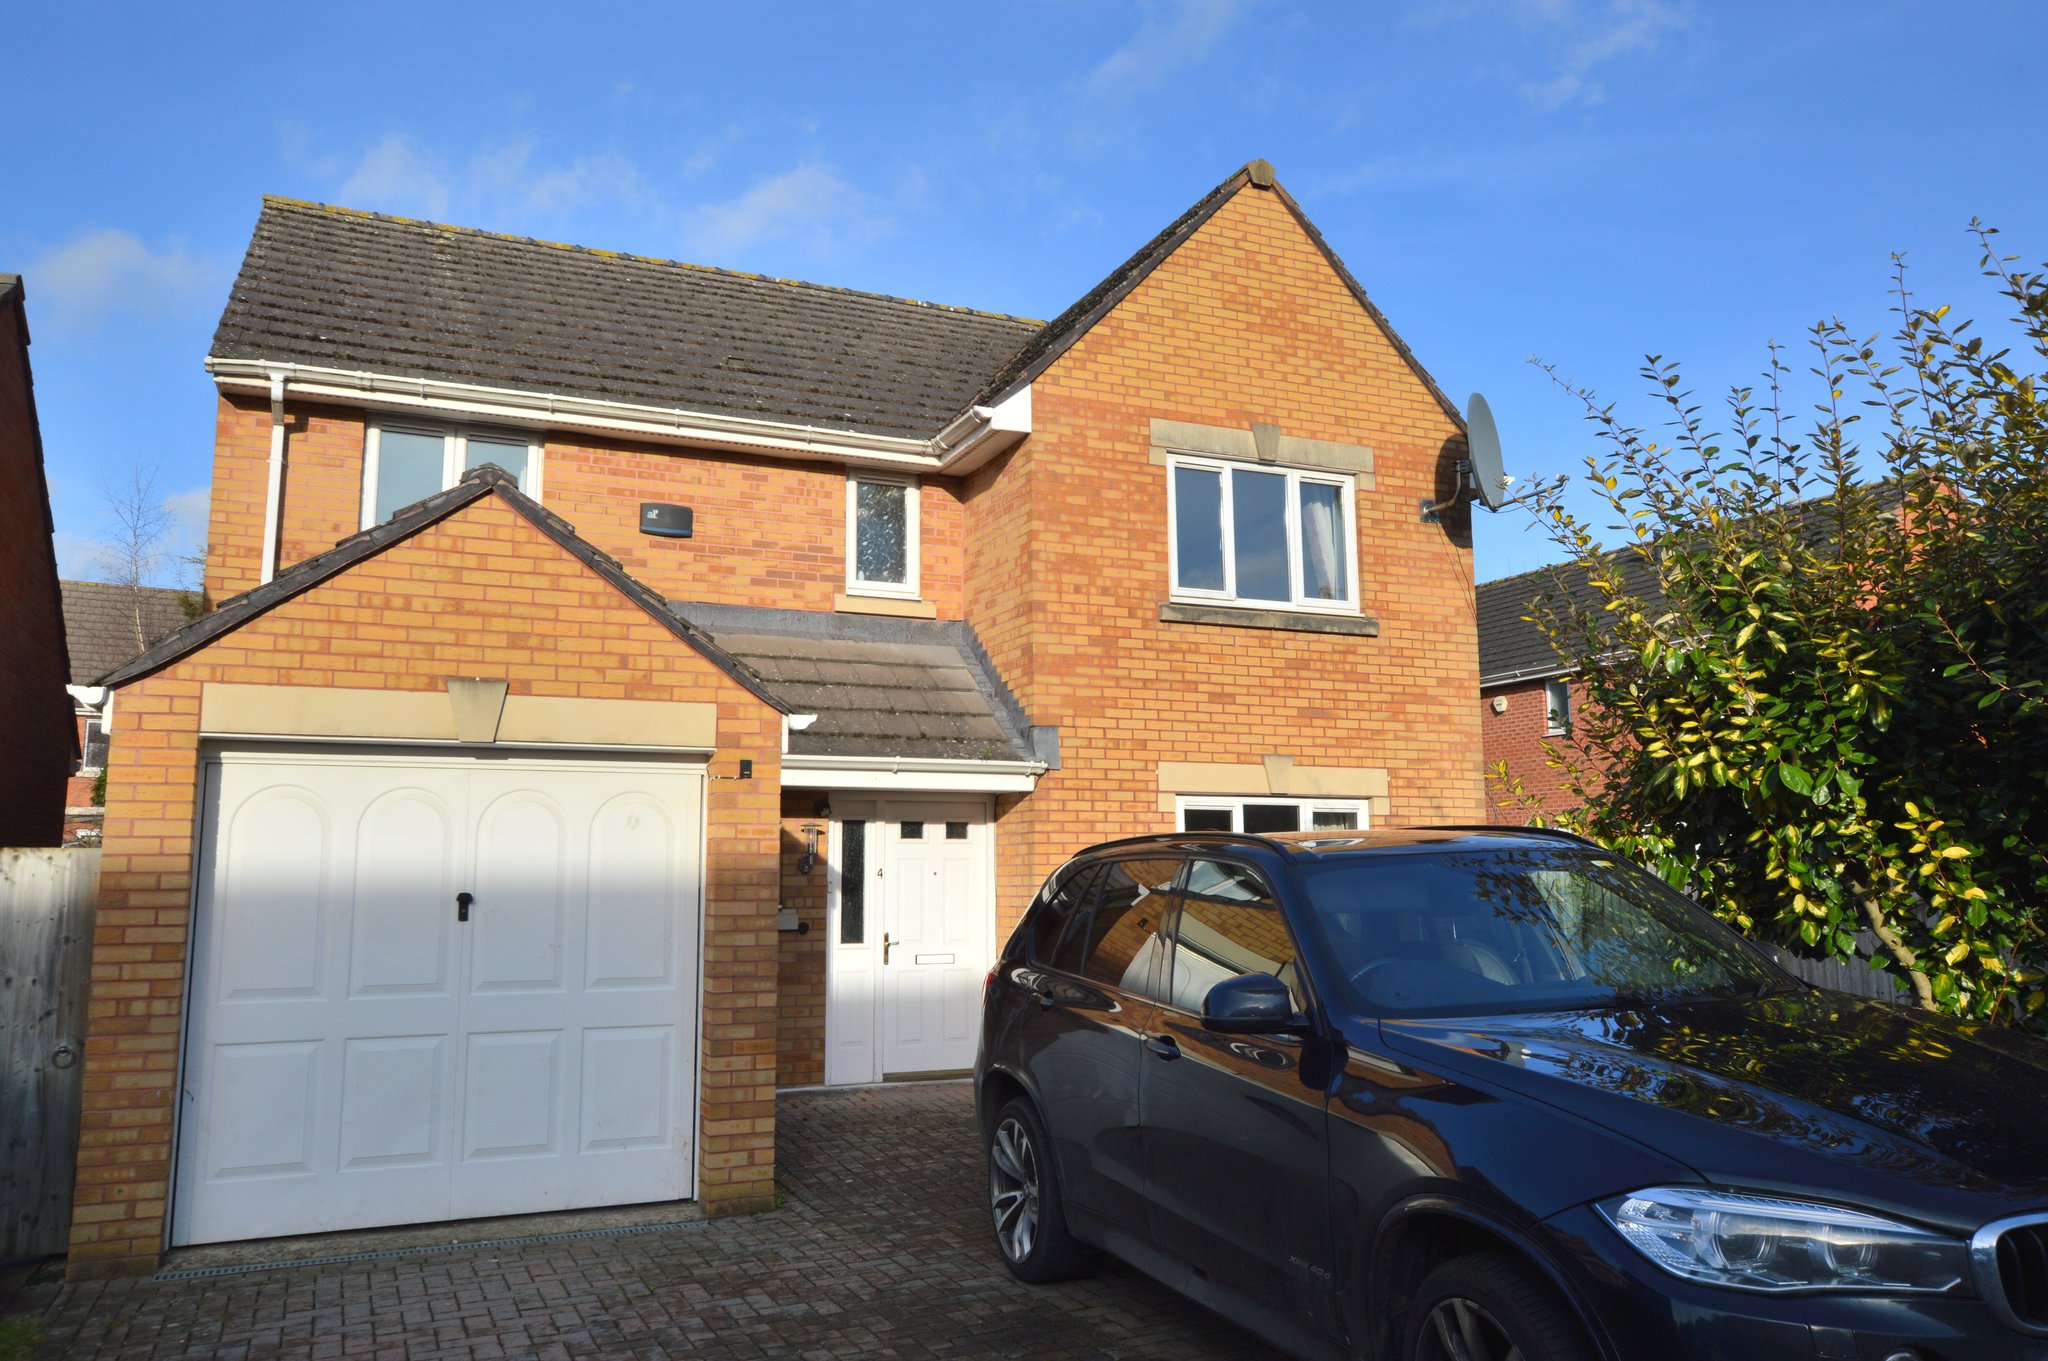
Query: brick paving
15,1082,1283,1359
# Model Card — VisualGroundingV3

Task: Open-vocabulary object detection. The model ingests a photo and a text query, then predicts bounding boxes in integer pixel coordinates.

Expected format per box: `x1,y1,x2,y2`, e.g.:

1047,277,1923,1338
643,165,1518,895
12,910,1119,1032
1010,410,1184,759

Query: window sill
1158,601,1380,636
835,592,938,619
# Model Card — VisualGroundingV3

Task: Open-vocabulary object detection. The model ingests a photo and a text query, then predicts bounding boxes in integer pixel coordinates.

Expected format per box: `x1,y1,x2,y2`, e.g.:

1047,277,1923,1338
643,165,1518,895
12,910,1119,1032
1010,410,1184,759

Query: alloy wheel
988,1115,1041,1263
1417,1295,1525,1361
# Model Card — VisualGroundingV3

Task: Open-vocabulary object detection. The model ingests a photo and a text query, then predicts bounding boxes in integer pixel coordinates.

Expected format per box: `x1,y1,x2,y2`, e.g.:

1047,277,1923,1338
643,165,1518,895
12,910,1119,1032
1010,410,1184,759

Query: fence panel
1,846,100,1260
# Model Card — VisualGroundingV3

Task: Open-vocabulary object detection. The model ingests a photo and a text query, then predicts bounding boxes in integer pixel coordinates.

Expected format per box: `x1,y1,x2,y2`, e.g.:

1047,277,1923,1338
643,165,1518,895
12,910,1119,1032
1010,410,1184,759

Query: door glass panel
1173,466,1225,591
854,480,909,584
1298,480,1347,601
900,821,924,840
375,430,446,522
945,821,968,840
1170,860,1302,1012
1242,803,1301,834
839,820,866,945
1181,807,1233,832
1077,858,1182,1001
1231,469,1290,601
1029,863,1103,966
464,436,530,486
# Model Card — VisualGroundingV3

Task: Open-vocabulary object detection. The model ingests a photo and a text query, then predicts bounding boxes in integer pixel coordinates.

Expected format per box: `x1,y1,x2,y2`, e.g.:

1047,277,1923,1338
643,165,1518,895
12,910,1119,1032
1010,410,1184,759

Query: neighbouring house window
79,718,108,773
1545,678,1572,736
1177,797,1370,834
846,473,919,598
1169,455,1356,611
839,820,867,945
362,423,540,526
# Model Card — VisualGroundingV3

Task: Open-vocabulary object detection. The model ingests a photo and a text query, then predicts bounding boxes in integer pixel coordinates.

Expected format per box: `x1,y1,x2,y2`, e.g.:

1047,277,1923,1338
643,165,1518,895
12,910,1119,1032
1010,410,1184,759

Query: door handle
457,891,474,923
1144,1034,1181,1061
883,932,892,965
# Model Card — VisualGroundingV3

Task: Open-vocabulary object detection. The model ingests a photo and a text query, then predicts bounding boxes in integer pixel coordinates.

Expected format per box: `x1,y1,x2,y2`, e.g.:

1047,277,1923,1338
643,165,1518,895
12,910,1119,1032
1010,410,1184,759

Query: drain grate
155,1217,708,1281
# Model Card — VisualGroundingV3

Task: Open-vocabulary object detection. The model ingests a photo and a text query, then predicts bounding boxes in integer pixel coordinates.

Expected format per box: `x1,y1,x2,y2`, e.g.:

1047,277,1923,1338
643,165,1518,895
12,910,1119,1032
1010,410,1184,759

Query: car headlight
1596,1187,1969,1293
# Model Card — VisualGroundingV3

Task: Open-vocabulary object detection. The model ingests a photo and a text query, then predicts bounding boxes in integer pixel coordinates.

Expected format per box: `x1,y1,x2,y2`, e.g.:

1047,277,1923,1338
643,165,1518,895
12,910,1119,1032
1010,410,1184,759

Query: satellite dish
1465,392,1512,511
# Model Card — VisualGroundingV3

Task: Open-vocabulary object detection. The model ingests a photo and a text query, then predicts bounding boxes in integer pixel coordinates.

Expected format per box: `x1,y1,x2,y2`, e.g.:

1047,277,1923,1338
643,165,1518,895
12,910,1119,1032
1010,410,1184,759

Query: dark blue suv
973,828,2048,1361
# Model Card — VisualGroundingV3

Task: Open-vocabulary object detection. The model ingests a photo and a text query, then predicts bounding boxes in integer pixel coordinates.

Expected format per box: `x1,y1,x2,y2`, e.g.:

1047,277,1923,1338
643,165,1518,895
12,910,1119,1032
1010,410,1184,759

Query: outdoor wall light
798,822,825,875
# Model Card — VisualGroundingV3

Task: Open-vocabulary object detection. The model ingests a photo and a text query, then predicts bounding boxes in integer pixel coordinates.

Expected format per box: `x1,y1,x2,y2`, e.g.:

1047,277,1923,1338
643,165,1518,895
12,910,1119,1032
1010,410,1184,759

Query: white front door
823,799,991,1085
174,747,702,1247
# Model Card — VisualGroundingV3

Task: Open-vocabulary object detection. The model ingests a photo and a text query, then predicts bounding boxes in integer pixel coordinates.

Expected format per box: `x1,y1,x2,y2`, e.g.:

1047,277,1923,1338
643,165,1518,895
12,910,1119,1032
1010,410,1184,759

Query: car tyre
1403,1251,1591,1361
986,1096,1099,1283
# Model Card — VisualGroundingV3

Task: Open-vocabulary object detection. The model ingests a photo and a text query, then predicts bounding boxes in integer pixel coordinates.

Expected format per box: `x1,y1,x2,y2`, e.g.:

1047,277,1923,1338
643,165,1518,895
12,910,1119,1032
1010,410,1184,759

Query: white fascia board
933,384,1031,477
208,358,943,473
781,753,1046,794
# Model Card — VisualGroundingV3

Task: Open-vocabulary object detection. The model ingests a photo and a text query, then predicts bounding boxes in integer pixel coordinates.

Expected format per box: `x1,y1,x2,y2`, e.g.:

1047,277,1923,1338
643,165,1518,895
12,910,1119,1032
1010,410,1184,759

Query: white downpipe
258,370,289,584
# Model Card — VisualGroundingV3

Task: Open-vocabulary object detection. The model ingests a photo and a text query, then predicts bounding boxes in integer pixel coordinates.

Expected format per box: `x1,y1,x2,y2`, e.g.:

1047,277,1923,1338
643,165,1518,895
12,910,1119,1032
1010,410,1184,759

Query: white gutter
781,752,1047,794
933,385,1032,476
259,369,288,583
210,359,1035,476
210,358,940,471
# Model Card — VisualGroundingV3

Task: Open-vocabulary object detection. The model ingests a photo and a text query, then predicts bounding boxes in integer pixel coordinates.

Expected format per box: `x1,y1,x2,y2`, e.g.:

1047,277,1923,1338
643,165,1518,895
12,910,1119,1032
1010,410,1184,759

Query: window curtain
1301,486,1342,599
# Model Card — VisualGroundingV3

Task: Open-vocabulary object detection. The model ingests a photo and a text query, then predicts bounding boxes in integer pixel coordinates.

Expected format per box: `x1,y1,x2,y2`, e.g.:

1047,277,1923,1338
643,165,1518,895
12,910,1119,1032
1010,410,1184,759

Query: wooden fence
1,846,99,1261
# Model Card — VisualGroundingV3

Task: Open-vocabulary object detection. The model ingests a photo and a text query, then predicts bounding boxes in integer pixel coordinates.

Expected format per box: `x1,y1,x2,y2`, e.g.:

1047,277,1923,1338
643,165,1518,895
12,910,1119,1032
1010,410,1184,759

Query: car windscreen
1295,846,1787,1017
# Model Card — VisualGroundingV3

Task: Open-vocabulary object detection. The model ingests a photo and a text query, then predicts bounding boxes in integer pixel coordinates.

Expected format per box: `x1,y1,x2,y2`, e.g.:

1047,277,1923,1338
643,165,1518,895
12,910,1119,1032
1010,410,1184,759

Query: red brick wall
71,492,784,1276
1481,675,1609,818
0,289,72,846
774,791,828,1087
964,184,1486,935
205,396,968,616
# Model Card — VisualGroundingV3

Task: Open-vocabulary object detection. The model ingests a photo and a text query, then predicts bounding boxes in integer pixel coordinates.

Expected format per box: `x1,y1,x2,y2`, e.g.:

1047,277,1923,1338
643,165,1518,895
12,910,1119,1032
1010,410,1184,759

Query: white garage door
173,746,704,1247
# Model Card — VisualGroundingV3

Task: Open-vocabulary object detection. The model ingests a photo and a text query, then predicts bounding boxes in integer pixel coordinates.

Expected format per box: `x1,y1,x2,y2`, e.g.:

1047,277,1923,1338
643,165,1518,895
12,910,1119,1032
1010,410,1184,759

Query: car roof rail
1081,830,1301,858
1426,823,1604,848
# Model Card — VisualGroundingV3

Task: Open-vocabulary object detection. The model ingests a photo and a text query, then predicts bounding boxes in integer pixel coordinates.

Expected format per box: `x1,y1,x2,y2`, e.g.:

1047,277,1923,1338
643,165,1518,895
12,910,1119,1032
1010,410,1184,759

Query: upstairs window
1168,455,1356,612
1545,678,1573,736
846,473,920,598
363,423,540,527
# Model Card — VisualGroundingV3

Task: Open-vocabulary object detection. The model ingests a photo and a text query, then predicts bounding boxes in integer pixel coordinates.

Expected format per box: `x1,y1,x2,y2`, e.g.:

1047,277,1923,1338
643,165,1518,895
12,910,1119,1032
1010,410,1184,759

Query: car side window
1166,859,1304,1013
1028,863,1105,966
1070,857,1183,1001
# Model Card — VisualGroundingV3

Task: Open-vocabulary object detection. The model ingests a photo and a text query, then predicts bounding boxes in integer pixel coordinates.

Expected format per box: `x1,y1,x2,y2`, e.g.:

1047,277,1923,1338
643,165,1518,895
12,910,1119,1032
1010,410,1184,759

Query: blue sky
8,0,2043,587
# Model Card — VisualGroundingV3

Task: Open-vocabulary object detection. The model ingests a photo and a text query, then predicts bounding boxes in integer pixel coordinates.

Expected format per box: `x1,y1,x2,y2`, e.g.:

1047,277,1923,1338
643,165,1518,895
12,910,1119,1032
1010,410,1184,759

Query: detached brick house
0,273,74,847
71,161,1484,1274
59,580,193,843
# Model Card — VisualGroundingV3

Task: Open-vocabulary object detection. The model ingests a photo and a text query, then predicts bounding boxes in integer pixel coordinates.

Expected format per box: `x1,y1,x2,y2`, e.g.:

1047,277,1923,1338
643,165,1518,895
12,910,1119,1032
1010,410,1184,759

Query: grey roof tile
213,198,1043,441
671,601,1036,762
60,582,195,685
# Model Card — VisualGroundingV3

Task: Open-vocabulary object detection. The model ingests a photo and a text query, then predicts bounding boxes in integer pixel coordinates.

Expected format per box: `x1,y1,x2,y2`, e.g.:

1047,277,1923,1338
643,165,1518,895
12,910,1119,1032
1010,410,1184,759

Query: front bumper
1542,1204,2048,1361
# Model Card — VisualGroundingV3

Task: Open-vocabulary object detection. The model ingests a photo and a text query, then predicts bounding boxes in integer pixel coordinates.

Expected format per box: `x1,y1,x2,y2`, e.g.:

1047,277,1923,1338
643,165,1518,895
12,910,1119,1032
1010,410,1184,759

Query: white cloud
1522,0,1688,110
53,532,114,583
336,133,455,219
679,164,893,259
1081,0,1249,100
24,229,214,332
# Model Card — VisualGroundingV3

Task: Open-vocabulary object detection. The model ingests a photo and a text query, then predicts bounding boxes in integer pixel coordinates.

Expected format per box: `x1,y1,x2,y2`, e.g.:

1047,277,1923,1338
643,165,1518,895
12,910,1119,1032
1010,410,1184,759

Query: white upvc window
1545,678,1573,736
1176,796,1371,835
361,421,542,528
1167,454,1358,613
845,471,920,599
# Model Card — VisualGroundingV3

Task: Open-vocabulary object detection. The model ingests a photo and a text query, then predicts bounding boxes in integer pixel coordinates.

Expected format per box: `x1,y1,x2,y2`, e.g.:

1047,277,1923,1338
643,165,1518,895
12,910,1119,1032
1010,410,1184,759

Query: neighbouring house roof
95,464,789,712
60,580,194,686
669,602,1034,762
211,197,1044,442
1477,482,1913,687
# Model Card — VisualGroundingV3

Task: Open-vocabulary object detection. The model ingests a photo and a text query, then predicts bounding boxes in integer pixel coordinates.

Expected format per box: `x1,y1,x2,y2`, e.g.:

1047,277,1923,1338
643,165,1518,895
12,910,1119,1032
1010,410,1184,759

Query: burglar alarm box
639,503,693,538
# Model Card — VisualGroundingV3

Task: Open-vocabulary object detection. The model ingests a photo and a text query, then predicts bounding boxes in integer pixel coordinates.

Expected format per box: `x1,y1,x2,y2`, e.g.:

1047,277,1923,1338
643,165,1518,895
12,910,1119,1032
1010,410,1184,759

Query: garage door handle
1144,1034,1180,1061
457,891,474,923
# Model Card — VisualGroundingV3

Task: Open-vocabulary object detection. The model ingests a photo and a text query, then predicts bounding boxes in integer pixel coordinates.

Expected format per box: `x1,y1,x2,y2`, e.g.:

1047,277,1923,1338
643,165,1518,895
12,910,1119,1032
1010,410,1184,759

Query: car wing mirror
1202,973,1296,1034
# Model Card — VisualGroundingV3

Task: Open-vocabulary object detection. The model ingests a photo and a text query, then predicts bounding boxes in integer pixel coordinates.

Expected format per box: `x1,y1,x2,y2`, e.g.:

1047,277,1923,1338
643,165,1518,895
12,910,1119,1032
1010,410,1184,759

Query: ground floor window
1176,796,1370,834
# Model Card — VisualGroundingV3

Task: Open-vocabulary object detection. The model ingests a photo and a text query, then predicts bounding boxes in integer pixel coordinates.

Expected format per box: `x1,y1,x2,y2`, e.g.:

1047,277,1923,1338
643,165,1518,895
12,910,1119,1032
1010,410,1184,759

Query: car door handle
1144,1034,1180,1061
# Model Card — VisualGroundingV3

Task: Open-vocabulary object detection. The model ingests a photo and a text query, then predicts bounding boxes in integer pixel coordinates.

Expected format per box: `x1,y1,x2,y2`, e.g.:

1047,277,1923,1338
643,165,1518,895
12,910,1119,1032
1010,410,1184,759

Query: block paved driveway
25,1082,1285,1359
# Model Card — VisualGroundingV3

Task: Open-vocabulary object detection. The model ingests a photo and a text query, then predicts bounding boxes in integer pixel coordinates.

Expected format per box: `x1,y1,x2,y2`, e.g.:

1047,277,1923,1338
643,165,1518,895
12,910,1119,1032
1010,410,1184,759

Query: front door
824,798,991,1084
